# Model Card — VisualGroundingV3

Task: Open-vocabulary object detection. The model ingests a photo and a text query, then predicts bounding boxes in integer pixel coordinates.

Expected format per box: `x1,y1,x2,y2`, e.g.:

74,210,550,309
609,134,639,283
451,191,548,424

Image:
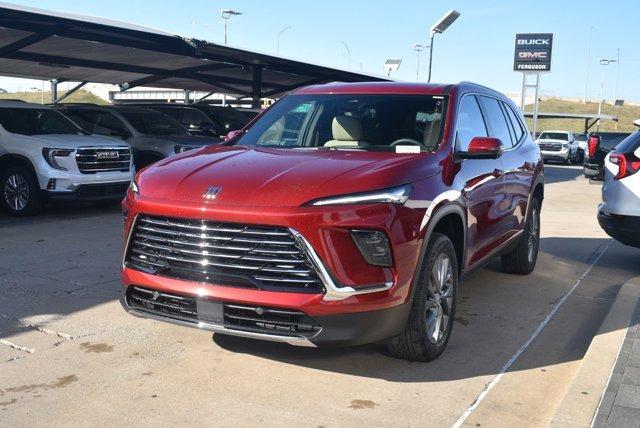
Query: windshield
234,94,447,152
0,107,82,135
118,109,187,136
538,132,568,141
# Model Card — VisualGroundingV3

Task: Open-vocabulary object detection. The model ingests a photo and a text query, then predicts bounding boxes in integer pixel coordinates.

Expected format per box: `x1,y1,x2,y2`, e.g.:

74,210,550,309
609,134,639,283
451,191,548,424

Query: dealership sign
513,33,553,72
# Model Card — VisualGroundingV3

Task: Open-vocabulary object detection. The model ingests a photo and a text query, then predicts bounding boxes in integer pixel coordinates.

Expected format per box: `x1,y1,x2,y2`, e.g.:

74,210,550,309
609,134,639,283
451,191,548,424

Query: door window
455,95,488,151
478,96,513,148
502,102,525,143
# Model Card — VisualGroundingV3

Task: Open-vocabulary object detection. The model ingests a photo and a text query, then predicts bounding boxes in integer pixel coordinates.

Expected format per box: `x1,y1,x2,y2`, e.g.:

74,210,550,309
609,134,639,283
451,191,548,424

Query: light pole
582,26,593,103
597,58,616,130
342,41,351,70
412,44,427,82
276,26,291,55
427,10,460,82
614,48,620,103
220,9,242,45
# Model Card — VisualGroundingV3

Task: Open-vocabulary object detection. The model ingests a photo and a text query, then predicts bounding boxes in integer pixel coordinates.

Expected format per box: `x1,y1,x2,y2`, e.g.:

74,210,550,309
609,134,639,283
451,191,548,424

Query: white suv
0,101,133,216
598,130,640,247
535,130,580,164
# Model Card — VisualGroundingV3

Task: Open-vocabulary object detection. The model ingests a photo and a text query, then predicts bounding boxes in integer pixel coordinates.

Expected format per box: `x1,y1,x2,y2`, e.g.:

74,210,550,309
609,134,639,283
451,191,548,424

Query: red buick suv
120,82,544,361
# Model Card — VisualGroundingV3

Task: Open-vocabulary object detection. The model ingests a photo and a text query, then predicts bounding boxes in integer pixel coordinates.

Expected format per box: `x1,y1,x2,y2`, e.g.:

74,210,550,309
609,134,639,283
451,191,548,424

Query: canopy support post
251,65,262,109
54,81,87,104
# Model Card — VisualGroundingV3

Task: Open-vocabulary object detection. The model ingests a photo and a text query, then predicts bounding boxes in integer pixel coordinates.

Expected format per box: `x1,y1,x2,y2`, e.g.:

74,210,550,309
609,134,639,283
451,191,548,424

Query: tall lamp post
427,9,460,82
342,41,351,70
412,44,427,82
582,26,594,103
221,9,242,45
597,58,616,130
276,26,292,55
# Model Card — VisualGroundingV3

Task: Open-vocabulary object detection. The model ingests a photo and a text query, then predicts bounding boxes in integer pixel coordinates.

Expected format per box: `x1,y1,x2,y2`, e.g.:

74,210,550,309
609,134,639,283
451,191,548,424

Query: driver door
455,95,507,268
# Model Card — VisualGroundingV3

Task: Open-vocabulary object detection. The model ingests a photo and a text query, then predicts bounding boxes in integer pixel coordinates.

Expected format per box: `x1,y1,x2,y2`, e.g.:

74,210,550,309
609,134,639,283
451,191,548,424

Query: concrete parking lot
0,165,638,426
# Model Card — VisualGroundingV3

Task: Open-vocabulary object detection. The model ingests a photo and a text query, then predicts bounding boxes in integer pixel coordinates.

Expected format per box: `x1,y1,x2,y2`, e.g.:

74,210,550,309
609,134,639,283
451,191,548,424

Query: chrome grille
538,143,563,152
76,147,131,174
223,303,321,337
125,215,324,293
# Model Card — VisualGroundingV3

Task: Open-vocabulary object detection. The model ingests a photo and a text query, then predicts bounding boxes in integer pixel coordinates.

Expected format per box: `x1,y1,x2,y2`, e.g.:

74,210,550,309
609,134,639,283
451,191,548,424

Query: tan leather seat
324,116,368,148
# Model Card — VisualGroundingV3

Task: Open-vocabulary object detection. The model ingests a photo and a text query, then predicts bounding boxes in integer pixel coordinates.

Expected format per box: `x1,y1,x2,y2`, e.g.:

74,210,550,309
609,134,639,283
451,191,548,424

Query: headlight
42,148,73,171
174,145,199,154
306,184,411,206
129,179,139,194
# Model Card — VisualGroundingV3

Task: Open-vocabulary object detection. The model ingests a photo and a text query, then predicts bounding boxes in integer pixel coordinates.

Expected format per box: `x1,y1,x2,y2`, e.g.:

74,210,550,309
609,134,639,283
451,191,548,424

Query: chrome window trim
290,229,393,301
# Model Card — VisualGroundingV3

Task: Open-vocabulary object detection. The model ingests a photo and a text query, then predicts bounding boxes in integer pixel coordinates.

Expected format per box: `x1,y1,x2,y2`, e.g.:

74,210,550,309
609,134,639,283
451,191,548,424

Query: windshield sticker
395,145,421,154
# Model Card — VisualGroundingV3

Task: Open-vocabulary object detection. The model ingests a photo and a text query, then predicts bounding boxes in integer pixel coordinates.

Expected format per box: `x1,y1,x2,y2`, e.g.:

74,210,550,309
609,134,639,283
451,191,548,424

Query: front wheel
0,165,43,216
501,198,540,275
387,233,458,362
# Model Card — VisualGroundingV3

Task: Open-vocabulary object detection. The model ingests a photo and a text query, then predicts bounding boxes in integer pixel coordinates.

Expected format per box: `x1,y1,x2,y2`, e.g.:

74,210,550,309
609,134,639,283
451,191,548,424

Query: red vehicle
120,82,544,361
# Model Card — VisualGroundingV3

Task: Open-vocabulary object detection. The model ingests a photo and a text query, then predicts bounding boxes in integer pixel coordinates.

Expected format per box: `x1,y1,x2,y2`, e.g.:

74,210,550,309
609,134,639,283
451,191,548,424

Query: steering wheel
390,138,424,147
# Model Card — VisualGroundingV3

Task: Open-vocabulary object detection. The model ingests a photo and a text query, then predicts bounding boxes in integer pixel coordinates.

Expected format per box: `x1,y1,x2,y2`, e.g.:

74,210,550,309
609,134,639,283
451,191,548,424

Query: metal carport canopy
0,2,391,107
523,112,618,133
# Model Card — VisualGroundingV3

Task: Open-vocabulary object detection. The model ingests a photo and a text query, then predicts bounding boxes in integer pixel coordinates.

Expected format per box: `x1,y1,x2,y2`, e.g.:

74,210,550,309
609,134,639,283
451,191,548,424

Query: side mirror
458,137,504,160
224,129,242,141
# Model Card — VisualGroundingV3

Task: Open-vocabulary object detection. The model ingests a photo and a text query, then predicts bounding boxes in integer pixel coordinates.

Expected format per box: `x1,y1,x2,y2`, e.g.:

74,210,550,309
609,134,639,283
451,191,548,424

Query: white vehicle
0,101,133,216
535,130,580,164
598,130,640,248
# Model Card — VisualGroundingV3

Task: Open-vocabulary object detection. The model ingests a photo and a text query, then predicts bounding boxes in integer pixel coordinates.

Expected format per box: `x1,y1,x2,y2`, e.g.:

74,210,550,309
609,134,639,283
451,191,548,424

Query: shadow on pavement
543,165,586,184
1,206,639,383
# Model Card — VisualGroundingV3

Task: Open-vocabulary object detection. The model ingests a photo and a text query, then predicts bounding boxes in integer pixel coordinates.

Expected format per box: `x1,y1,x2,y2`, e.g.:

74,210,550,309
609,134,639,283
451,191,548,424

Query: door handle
492,169,504,178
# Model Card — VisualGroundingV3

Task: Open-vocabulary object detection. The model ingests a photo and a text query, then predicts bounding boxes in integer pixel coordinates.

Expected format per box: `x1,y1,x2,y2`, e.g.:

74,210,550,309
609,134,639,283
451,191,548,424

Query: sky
1,0,638,101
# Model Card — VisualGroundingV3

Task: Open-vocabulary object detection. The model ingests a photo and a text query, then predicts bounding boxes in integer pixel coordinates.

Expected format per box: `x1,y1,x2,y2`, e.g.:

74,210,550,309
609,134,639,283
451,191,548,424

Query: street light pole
582,26,593,104
597,58,616,130
427,33,435,82
342,41,351,70
614,48,620,103
221,9,242,46
412,44,426,82
427,10,460,83
276,26,292,55
220,9,242,107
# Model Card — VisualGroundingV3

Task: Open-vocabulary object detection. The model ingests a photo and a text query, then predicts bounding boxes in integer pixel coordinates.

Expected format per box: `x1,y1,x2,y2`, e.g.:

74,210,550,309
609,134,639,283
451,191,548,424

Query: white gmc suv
0,101,134,216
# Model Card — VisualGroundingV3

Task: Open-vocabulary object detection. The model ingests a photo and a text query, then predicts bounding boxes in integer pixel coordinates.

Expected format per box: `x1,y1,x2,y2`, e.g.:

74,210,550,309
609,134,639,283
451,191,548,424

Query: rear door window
455,95,488,151
502,102,525,144
477,96,514,148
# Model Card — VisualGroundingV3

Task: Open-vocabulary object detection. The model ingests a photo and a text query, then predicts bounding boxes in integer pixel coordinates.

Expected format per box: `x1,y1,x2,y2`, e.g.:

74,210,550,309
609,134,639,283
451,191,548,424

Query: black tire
0,165,43,216
92,199,122,209
501,198,540,275
387,233,458,362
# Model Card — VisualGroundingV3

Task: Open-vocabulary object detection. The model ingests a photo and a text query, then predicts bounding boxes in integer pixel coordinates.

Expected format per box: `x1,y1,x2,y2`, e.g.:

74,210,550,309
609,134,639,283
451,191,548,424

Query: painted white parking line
452,241,612,428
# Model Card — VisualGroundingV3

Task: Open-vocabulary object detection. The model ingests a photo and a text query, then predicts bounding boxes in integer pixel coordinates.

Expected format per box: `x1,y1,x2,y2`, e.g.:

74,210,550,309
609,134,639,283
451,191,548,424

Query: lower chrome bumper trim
124,305,317,347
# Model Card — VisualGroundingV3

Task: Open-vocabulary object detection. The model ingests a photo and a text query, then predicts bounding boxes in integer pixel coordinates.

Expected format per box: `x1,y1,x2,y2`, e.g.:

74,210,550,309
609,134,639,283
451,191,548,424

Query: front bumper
44,181,130,202
598,210,640,248
120,285,411,346
540,150,569,161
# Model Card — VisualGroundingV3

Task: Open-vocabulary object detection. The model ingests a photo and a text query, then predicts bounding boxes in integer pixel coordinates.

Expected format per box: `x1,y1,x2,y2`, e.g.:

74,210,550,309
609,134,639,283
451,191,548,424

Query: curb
550,277,640,427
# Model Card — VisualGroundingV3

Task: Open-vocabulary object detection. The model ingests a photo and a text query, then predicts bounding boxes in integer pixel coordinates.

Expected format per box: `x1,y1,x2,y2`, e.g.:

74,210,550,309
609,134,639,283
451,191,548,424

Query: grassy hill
0,89,106,105
525,98,640,134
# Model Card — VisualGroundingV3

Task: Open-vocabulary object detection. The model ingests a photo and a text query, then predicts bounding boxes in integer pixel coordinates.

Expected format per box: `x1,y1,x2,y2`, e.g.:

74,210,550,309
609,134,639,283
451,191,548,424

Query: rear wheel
501,198,540,275
387,233,458,362
0,165,43,216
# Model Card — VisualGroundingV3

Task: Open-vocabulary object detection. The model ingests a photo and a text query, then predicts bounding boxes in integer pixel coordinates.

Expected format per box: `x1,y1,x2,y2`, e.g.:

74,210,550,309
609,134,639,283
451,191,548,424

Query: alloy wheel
527,208,540,263
3,173,29,212
425,253,454,344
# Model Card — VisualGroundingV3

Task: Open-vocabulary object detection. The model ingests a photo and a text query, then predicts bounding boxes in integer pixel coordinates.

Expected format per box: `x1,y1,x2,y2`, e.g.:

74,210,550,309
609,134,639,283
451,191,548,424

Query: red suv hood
138,146,439,207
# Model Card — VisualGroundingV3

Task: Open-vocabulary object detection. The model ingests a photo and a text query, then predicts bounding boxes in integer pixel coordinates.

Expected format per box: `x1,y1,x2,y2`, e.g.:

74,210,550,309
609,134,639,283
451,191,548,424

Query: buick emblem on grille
203,186,222,200
96,151,120,160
